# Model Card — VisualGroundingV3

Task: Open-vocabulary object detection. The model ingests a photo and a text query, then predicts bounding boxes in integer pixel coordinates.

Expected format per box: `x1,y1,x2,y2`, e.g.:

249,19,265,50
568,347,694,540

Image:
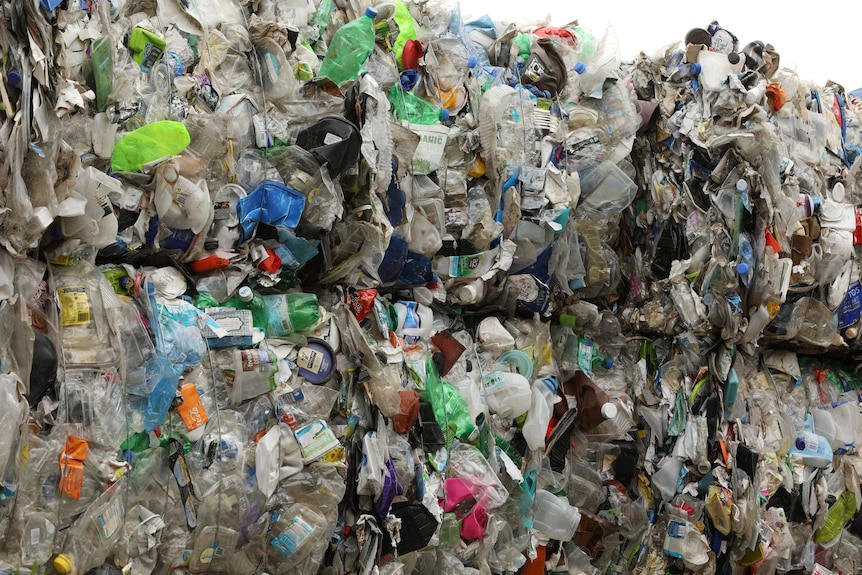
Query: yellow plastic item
53,553,73,575
112,121,191,173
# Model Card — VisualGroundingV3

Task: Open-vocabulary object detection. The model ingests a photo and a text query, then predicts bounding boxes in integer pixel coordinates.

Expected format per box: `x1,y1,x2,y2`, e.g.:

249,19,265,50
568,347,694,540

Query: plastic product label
241,349,274,372
837,282,862,329
97,498,123,540
57,287,91,326
271,516,314,557
177,383,208,432
482,371,506,393
450,253,483,277
297,346,324,372
295,420,340,463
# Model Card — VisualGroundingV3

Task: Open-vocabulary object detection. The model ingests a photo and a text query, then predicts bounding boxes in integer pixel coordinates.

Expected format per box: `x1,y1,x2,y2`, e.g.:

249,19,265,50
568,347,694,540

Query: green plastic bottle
318,8,378,85
389,85,449,124
262,293,321,337
420,356,475,445
195,288,268,330
224,287,268,330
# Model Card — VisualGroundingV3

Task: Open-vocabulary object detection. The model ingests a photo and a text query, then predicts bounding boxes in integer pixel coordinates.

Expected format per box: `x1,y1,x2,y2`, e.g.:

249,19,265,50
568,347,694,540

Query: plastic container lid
6,70,20,86
297,337,336,384
495,350,534,380
364,7,379,18
574,62,586,75
541,377,559,394
728,52,741,65
601,402,618,420
795,437,808,451
54,554,72,575
736,179,748,192
737,262,750,276
468,55,478,68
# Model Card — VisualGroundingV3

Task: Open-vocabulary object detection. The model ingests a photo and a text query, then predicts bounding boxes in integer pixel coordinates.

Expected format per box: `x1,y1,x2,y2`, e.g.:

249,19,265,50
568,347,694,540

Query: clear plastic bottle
53,258,119,367
266,503,328,572
522,377,559,451
225,348,280,404
20,511,56,566
188,525,240,574
53,478,126,574
736,233,755,287
318,8,378,85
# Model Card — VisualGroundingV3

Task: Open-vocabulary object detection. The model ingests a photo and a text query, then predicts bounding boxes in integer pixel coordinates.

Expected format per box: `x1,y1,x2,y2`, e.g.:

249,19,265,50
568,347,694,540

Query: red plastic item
533,26,575,42
764,229,781,254
523,545,546,575
258,249,282,273
346,288,378,321
854,210,862,245
189,254,230,273
401,40,423,71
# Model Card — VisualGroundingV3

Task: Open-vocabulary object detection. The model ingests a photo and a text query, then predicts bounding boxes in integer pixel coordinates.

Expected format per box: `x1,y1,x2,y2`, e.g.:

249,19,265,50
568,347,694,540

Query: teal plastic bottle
319,8,378,85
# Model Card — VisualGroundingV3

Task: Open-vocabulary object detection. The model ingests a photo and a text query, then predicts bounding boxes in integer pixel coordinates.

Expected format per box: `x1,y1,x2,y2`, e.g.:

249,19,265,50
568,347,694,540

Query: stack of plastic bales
0,2,862,574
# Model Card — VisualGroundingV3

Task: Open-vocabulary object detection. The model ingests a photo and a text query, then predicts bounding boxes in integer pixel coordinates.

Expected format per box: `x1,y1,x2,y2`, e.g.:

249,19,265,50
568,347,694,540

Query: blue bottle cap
795,437,807,451
574,62,586,74
467,55,478,68
737,262,749,276
541,377,559,394
440,108,449,121
736,179,748,192
6,70,20,86
690,63,702,75
603,358,614,370
364,7,379,18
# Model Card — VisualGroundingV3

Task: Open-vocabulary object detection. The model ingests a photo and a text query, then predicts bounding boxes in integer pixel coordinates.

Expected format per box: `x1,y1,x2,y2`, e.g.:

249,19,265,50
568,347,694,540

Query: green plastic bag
112,121,191,172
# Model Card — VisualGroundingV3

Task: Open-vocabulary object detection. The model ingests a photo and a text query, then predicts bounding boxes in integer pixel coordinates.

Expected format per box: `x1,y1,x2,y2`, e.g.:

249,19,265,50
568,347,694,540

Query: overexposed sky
460,0,861,91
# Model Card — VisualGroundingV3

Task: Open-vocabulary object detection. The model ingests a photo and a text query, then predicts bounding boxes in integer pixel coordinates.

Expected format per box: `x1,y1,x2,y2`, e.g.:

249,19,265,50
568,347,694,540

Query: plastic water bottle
267,504,328,571
261,293,320,337
736,233,755,287
523,377,558,451
319,8,378,85
668,62,701,85
389,84,450,124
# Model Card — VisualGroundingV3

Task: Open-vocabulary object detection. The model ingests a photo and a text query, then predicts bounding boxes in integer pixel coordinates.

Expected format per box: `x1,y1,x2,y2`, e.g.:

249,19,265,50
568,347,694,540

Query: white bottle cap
238,286,253,302
456,284,479,304
601,402,618,420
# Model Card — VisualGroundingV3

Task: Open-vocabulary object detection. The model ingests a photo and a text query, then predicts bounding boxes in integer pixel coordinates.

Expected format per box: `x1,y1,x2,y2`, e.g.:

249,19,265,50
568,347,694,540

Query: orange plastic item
765,82,786,111
764,229,781,254
59,435,89,500
177,382,209,432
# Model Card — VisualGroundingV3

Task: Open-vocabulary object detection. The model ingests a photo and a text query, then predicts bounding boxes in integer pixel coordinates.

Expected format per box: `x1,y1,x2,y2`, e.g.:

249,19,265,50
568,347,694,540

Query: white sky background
459,0,862,91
